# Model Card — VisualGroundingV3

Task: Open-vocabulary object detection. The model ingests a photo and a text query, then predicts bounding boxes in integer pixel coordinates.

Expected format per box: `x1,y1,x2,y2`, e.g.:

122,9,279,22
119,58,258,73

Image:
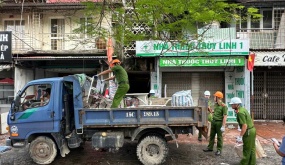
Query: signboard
254,51,285,66
159,57,245,67
136,39,249,57
0,31,12,62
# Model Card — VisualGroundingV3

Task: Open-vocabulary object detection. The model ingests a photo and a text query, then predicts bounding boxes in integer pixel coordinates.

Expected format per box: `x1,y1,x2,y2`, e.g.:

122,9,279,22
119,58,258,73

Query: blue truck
6,74,208,165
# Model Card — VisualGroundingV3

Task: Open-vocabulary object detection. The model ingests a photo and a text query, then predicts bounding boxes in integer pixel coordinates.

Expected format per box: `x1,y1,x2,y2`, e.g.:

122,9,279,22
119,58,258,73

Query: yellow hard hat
214,91,223,98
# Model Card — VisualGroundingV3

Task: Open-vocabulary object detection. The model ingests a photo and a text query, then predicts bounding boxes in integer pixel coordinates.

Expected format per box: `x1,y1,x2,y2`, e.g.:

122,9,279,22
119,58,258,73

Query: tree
74,0,261,59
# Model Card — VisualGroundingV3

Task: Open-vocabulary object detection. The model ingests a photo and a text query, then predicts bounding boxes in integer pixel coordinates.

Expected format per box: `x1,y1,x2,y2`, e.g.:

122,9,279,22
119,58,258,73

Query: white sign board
255,51,285,66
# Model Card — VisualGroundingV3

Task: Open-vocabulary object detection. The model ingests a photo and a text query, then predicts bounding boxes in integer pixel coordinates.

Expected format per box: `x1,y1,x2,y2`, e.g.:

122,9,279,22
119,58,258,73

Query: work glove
236,136,243,143
220,126,225,132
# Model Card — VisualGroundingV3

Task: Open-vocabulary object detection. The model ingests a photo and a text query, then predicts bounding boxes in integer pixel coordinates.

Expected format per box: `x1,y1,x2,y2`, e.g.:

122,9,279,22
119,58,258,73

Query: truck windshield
17,84,52,112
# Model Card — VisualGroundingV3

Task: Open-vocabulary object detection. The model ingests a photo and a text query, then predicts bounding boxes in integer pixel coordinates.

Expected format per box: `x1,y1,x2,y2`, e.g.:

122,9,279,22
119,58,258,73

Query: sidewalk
224,121,285,145
175,120,285,145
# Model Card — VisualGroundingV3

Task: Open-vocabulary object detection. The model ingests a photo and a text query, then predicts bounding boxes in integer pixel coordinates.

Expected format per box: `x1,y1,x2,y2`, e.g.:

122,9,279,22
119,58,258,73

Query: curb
254,120,283,123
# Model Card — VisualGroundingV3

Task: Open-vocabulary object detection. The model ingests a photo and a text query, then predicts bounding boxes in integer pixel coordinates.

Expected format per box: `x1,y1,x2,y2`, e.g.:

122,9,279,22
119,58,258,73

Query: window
4,20,25,49
4,20,25,34
50,19,64,50
80,17,92,38
19,84,52,112
274,9,285,30
239,9,274,29
262,10,273,29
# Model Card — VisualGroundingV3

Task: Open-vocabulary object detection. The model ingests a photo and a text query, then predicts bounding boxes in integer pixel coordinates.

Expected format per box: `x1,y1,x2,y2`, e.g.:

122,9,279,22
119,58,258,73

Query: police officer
203,91,228,156
95,59,129,108
198,90,212,141
230,97,256,165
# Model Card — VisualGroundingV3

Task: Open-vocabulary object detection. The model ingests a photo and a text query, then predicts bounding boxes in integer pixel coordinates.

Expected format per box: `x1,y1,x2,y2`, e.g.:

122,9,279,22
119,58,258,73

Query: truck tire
29,136,57,165
137,135,169,165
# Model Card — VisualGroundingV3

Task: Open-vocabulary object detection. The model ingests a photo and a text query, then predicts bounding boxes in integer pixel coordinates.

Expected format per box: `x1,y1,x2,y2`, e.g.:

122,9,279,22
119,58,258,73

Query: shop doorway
252,69,285,120
162,72,224,105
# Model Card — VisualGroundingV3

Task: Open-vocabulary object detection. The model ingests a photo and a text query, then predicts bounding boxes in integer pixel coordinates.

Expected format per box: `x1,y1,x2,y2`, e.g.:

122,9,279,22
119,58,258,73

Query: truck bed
79,106,205,127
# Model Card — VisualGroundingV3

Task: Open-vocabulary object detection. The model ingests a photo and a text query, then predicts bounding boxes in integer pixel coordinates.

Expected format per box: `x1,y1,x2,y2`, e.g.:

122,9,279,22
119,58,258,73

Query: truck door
10,83,54,138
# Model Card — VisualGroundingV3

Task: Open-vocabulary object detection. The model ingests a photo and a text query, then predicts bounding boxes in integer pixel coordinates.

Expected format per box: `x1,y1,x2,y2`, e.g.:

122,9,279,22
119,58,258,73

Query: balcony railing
11,32,107,54
11,28,285,55
237,29,285,49
200,27,285,49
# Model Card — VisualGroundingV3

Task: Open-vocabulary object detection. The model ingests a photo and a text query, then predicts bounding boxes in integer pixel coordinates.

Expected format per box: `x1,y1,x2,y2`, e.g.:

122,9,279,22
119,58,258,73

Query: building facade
136,39,251,123
0,0,121,104
237,0,285,120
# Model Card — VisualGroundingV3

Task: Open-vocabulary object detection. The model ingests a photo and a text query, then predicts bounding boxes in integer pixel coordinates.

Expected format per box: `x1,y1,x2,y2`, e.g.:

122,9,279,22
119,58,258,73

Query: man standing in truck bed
95,59,130,108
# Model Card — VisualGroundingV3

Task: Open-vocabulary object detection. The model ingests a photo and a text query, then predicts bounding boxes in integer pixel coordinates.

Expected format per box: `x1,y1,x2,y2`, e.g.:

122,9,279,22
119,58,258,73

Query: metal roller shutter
162,72,224,105
252,72,265,119
162,72,192,97
253,70,285,120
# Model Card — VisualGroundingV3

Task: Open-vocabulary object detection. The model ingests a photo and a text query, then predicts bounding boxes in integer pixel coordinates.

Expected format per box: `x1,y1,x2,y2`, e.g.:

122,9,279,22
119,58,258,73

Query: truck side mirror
12,96,20,113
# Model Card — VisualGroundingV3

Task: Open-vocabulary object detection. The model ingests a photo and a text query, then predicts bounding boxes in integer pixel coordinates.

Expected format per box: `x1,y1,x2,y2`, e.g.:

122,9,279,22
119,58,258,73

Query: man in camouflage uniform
203,91,228,156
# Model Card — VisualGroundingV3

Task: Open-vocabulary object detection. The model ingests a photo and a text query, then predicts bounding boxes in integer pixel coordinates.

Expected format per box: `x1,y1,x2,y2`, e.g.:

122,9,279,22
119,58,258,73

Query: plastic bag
109,80,118,100
96,79,105,94
171,90,194,106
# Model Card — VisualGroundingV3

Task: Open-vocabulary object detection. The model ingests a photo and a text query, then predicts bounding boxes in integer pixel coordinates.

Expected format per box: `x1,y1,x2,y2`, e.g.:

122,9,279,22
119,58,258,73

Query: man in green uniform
230,97,256,165
203,91,228,156
198,90,213,141
95,59,130,108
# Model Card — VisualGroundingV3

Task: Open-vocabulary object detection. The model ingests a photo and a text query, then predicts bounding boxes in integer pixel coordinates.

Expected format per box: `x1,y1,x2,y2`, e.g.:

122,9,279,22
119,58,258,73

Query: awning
13,56,108,61
0,78,14,85
254,51,285,66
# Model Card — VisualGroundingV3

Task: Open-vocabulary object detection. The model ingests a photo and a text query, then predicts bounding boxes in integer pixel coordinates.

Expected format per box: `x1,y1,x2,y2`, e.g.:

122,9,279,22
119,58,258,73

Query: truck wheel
137,135,169,165
29,136,57,165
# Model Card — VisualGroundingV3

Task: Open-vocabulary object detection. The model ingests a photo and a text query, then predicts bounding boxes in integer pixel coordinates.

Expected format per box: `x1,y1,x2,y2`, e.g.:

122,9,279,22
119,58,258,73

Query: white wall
14,67,34,95
225,65,250,123
1,10,113,52
0,112,8,134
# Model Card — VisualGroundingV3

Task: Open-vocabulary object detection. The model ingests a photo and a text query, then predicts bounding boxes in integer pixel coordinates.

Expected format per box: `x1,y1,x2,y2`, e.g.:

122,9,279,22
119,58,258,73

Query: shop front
136,39,251,122
252,51,285,120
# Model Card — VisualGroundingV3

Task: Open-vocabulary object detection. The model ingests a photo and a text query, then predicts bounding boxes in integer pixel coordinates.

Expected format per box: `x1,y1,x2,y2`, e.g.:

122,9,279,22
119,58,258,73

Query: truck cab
7,75,82,164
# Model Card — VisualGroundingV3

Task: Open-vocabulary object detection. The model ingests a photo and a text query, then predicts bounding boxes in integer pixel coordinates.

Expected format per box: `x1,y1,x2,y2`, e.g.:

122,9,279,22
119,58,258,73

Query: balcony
11,32,107,54
199,27,285,49
237,29,285,49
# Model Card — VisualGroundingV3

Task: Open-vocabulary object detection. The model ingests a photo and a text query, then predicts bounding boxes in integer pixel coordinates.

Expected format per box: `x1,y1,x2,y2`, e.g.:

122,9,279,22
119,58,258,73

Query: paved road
0,121,284,165
0,139,282,165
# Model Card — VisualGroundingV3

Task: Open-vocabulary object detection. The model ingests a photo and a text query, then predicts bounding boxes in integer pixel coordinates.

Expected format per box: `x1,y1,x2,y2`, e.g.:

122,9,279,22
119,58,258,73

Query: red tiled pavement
175,121,285,145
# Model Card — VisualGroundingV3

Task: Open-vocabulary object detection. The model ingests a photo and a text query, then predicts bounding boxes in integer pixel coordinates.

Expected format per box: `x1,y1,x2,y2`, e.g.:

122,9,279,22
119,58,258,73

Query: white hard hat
149,89,155,94
229,97,242,104
204,90,210,96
